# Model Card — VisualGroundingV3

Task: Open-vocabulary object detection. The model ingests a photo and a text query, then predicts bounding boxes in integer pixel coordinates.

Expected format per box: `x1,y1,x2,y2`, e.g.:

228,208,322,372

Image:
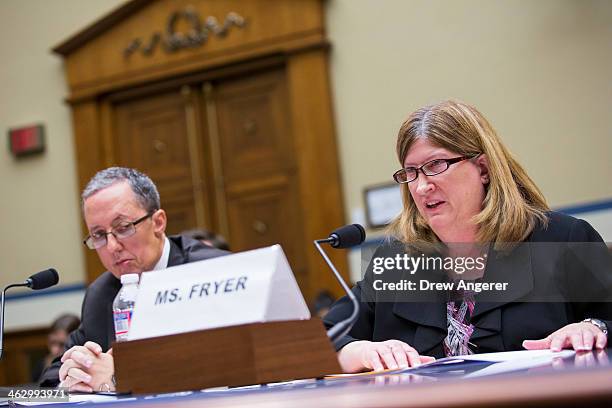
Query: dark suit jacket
324,212,612,357
40,235,228,387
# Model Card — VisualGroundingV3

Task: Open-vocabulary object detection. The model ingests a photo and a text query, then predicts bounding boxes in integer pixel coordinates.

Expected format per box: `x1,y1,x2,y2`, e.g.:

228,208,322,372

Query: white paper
459,350,575,378
12,393,129,406
401,349,576,378
459,349,575,362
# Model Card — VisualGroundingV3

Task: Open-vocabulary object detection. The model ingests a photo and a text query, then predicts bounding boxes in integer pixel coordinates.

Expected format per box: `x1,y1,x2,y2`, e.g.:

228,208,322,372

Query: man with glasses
39,167,228,391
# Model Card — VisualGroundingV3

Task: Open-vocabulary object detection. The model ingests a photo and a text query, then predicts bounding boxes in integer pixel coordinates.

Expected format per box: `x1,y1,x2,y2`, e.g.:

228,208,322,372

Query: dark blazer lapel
470,308,501,341
470,308,505,352
167,237,187,267
391,265,447,331
471,243,534,340
390,263,449,353
393,302,447,353
106,297,115,348
392,302,447,329
105,276,122,349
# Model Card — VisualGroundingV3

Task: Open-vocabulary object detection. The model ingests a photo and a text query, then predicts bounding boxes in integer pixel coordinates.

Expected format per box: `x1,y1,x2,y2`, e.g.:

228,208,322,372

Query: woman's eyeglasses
393,155,479,184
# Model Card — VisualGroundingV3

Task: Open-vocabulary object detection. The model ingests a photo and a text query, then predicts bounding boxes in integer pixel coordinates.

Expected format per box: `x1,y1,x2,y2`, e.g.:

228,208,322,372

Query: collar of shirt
152,236,171,271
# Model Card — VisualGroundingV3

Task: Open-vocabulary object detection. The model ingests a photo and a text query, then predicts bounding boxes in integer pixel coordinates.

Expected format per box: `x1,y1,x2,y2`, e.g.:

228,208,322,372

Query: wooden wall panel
213,67,308,294
287,49,349,299
71,101,108,283
214,68,295,182
225,177,308,293
0,328,48,386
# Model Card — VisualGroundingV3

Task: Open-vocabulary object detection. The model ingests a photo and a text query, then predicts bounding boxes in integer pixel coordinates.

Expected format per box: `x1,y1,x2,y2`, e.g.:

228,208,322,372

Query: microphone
314,225,365,342
26,268,59,290
328,224,366,249
1,268,59,359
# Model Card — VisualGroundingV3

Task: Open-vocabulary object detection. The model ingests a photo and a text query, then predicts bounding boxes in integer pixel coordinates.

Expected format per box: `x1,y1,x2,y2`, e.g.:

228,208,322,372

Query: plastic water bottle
113,273,139,342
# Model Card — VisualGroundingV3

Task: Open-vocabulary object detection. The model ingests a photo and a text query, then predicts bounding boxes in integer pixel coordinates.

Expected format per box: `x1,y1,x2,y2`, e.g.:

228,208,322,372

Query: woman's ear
475,154,490,184
152,209,167,237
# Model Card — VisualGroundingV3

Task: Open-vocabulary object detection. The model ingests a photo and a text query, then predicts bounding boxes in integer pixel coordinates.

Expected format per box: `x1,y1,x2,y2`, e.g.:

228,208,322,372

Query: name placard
128,245,310,340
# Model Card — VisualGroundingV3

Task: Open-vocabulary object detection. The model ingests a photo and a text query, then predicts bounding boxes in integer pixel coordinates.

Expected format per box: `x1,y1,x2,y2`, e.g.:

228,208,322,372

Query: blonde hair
387,100,549,249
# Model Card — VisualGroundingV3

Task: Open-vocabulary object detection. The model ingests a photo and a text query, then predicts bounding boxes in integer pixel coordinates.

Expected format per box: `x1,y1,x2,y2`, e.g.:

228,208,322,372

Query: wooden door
108,66,325,299
210,68,309,294
113,88,214,235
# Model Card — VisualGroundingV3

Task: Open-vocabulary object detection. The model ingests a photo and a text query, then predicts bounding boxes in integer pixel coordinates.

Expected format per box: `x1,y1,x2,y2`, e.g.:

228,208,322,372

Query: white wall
0,0,126,291
0,0,610,304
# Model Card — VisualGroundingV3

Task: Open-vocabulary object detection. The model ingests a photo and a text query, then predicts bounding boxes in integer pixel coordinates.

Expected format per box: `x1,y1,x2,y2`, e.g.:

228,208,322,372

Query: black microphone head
330,224,366,249
27,268,59,290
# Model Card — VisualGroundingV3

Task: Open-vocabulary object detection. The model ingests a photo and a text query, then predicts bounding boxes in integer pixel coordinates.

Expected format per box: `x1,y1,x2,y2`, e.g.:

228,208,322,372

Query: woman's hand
522,322,607,352
338,340,435,373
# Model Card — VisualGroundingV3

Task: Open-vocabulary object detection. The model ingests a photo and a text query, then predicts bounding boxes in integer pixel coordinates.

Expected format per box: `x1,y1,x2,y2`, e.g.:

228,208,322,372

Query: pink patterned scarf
444,294,475,356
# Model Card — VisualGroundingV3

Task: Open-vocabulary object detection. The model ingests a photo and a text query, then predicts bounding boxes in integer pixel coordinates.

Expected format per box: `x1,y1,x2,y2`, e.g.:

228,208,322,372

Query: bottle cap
120,273,140,284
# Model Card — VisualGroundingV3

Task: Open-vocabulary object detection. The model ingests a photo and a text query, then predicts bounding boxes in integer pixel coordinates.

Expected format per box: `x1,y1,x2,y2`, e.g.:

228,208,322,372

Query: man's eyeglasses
393,155,479,184
83,212,154,249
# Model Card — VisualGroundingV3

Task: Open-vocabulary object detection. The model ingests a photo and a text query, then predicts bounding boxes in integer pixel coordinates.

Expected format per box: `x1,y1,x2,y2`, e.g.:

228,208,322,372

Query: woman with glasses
324,100,611,373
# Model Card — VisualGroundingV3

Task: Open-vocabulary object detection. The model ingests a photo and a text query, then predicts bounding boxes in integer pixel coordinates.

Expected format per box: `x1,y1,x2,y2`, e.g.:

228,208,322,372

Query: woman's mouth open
425,200,445,210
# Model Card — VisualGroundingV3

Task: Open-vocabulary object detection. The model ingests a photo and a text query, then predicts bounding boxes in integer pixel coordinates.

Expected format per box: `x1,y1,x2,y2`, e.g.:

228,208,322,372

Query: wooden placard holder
113,319,341,394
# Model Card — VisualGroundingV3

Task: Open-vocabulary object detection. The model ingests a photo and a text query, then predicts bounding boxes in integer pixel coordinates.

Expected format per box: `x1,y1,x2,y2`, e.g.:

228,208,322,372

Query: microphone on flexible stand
314,224,366,342
0,268,59,359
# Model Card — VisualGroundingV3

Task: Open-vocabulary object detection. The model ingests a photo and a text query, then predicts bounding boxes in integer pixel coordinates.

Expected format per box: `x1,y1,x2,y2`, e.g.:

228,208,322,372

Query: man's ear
475,154,490,184
152,209,167,236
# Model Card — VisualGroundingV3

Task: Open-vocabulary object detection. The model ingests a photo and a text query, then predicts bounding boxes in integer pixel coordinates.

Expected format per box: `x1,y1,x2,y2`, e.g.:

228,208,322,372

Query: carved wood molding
54,0,327,98
124,7,246,58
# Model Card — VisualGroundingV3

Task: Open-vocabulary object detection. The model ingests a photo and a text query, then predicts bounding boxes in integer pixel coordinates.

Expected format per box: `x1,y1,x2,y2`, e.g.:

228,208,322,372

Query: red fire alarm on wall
8,124,45,157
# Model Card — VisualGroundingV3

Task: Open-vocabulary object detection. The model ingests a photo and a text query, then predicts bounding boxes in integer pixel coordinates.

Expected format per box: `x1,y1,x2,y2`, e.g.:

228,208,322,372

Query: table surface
59,349,612,408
